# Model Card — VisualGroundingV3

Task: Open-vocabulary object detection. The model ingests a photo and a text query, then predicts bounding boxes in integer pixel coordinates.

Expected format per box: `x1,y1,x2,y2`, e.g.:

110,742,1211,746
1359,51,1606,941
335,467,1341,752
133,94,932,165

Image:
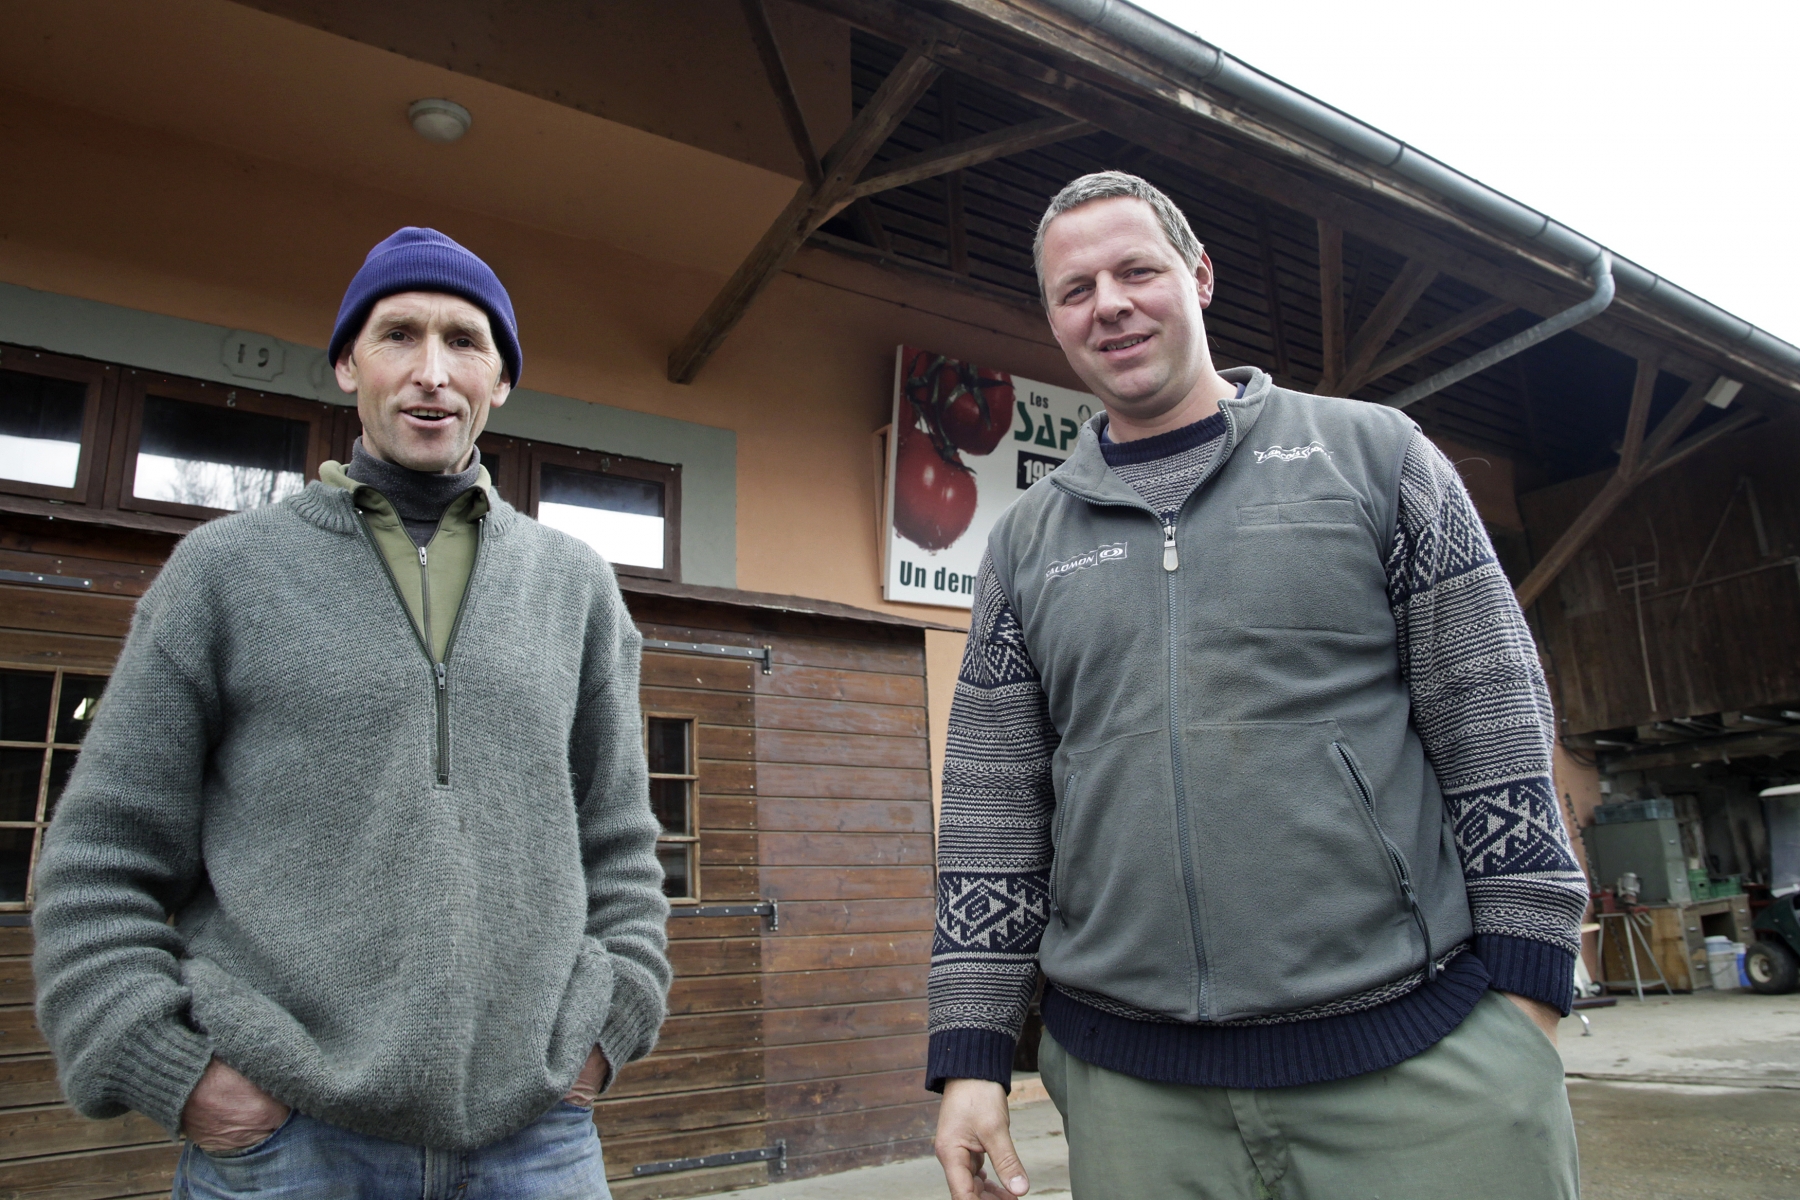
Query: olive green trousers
1038,990,1578,1200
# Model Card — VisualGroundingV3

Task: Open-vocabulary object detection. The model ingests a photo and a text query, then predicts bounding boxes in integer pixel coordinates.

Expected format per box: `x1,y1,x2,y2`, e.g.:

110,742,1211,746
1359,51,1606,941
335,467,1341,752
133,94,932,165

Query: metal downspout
1034,0,1800,374
1383,253,1615,410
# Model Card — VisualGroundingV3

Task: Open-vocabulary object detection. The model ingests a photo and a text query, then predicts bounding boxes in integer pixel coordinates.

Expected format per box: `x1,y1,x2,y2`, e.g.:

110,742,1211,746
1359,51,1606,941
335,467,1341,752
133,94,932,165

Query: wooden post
1616,356,1659,480
1317,220,1345,391
1254,207,1291,381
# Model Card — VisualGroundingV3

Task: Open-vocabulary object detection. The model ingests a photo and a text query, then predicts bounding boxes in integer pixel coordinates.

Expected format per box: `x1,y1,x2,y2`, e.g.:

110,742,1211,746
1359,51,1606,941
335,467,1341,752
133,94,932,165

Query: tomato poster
883,345,1097,609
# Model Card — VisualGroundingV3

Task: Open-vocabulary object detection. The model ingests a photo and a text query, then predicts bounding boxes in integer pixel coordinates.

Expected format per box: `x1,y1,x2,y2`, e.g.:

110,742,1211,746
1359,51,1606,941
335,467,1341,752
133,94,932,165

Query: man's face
1040,196,1216,425
335,291,510,473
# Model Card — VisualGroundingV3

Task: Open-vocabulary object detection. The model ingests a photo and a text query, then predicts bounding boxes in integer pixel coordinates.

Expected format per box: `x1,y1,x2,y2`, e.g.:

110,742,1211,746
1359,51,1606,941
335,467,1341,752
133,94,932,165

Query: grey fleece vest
989,368,1473,1023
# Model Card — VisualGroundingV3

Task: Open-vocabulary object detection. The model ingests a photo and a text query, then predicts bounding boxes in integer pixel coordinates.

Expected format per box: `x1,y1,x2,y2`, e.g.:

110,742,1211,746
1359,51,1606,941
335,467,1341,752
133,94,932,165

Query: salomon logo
1046,542,1128,581
1253,441,1328,463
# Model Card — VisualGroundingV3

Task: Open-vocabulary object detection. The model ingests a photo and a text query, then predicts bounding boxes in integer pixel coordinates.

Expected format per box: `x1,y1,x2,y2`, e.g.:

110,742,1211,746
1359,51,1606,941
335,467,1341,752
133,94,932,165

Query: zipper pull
1400,879,1438,981
418,546,428,567
1162,522,1179,572
435,662,446,691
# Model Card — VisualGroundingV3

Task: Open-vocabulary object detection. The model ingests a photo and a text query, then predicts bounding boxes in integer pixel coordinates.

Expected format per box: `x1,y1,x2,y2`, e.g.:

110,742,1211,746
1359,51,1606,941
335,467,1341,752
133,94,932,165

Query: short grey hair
1032,172,1204,301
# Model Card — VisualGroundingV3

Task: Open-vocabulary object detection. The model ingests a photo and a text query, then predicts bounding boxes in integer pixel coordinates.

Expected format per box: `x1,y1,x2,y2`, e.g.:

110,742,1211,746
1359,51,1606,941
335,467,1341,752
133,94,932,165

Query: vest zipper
1163,519,1209,1017
1333,742,1436,981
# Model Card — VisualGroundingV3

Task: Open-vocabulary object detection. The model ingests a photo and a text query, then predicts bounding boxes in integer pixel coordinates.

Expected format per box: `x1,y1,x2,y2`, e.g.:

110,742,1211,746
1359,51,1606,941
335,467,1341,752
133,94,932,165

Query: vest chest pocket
1225,497,1383,632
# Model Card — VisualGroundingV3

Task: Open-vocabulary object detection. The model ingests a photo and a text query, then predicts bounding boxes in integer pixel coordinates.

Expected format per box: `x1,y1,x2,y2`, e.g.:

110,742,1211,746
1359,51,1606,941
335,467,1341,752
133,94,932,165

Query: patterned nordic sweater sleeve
926,431,1590,1091
927,555,1058,1091
1387,431,1589,1009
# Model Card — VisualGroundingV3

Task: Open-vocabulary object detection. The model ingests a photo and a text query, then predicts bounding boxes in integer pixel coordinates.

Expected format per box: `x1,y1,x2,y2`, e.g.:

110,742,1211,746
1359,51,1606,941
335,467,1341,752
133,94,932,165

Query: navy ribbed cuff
1476,934,1577,1015
927,1028,1017,1093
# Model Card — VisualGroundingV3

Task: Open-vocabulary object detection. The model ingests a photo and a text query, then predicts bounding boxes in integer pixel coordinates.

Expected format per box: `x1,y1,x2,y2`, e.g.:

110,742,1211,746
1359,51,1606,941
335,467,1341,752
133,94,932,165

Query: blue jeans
173,1102,612,1199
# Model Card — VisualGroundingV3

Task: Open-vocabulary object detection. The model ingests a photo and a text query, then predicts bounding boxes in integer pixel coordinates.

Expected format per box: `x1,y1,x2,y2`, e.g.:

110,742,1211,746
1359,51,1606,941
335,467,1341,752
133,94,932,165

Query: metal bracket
0,568,92,590
642,637,773,675
633,1140,786,1177
668,900,778,930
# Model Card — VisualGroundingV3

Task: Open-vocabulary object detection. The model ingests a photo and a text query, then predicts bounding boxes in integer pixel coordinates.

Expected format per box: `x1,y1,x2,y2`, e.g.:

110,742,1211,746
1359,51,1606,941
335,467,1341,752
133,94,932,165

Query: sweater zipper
1162,516,1208,1016
354,514,484,786
1334,742,1436,981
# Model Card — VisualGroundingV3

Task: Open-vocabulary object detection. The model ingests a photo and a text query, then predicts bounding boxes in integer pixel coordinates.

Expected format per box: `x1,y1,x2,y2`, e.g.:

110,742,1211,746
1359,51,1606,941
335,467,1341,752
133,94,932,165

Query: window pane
0,671,53,742
46,749,78,820
658,844,693,899
0,749,42,822
537,463,665,568
0,369,85,488
481,449,503,499
0,827,33,904
135,395,308,511
651,778,691,836
56,676,106,744
647,717,689,775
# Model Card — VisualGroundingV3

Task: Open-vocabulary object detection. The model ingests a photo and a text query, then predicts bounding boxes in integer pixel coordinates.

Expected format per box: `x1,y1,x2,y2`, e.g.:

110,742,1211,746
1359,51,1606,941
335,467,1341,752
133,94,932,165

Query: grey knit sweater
32,481,671,1148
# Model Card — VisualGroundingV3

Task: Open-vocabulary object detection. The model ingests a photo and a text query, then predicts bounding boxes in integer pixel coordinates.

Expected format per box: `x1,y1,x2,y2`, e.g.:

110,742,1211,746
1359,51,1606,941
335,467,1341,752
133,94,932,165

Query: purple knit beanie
328,227,522,385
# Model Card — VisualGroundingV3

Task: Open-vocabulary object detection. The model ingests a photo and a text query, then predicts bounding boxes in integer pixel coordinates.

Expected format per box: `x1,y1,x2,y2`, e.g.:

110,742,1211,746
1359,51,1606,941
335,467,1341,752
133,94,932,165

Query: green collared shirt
320,460,492,662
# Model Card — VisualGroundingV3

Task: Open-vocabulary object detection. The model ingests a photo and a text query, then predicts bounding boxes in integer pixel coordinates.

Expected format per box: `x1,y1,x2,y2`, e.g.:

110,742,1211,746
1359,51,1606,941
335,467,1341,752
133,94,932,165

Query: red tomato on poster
892,420,977,551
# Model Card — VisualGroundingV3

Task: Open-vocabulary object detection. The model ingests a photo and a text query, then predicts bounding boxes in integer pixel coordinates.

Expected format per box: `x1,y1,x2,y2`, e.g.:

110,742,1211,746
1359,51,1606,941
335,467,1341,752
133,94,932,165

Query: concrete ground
698,989,1800,1199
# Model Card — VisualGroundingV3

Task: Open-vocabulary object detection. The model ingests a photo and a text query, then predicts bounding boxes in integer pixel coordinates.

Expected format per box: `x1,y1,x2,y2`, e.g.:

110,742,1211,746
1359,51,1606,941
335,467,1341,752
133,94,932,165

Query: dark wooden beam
1358,297,1512,392
1317,220,1345,391
1615,356,1659,480
1512,368,1737,610
850,196,893,253
667,48,942,384
740,0,822,188
1334,258,1436,393
1511,358,1547,466
848,115,1091,200
1253,207,1291,381
1639,406,1760,481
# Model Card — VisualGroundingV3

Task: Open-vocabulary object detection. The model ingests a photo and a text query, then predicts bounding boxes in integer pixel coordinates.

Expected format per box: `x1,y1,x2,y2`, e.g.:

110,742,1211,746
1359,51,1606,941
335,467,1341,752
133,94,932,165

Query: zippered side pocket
1048,771,1076,927
1333,742,1436,981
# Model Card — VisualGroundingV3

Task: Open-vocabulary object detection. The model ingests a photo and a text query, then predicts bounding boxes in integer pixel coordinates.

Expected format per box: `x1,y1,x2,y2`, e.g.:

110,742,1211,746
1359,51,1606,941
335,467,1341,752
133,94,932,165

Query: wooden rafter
1331,258,1437,394
1357,297,1512,393
740,0,822,188
847,115,1091,200
1513,369,1747,609
1317,220,1345,389
667,48,942,384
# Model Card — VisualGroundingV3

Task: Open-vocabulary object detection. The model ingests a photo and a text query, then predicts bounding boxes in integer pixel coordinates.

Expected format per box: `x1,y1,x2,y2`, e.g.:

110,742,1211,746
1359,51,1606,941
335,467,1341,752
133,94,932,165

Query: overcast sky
1137,0,1799,346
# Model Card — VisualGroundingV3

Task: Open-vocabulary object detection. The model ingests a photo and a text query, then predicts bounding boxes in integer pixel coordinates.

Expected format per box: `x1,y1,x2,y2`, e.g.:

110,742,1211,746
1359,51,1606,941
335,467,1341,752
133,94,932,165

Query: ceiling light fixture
408,98,472,143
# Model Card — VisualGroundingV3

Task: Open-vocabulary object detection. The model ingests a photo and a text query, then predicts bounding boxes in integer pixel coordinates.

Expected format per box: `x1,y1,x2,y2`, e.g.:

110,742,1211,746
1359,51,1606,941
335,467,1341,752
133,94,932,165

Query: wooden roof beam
847,114,1092,200
789,0,1783,395
667,47,942,384
1333,258,1437,394
1513,368,1744,609
1354,297,1513,395
741,0,823,188
1317,220,1345,390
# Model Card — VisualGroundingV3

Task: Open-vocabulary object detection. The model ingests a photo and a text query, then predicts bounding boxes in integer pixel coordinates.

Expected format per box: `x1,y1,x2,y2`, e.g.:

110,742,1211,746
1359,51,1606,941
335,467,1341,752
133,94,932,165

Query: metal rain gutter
1036,0,1800,376
1385,253,1615,410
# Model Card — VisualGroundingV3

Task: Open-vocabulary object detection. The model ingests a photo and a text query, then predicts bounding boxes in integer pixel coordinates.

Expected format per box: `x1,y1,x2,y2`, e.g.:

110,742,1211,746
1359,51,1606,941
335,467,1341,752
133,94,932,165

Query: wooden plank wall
1519,412,1800,734
0,514,173,1195
0,520,939,1197
612,593,937,1197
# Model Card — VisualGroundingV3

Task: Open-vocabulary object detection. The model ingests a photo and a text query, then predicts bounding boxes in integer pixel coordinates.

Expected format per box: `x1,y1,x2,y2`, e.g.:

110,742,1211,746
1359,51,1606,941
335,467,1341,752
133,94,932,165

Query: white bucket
1707,941,1742,992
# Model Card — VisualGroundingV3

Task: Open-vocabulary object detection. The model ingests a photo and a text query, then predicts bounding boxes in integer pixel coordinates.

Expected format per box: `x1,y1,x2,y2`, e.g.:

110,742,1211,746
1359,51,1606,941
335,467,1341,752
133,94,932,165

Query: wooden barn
0,0,1797,1193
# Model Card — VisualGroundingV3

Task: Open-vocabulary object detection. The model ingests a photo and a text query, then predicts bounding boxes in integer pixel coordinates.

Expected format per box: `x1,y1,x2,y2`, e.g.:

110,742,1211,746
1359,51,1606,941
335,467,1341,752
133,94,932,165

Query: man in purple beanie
33,228,671,1196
